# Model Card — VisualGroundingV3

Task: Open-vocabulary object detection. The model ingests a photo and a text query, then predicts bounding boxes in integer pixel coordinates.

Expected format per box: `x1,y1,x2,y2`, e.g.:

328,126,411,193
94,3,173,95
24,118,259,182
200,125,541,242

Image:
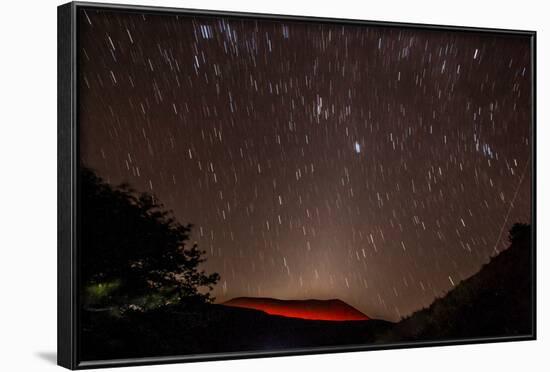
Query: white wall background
0,0,547,370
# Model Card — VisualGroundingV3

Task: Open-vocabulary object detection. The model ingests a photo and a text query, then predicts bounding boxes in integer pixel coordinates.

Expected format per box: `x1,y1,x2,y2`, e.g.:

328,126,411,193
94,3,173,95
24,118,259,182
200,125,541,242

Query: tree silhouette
80,167,220,313
508,222,530,244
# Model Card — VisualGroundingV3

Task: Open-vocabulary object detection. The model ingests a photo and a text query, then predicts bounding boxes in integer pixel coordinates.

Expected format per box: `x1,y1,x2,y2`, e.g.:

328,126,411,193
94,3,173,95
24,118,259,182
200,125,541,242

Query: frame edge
58,1,77,370
73,1,535,35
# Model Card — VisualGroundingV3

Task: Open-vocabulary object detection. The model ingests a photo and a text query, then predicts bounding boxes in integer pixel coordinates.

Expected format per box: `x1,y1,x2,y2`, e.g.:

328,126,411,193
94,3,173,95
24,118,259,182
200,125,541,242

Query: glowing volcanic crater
222,297,369,321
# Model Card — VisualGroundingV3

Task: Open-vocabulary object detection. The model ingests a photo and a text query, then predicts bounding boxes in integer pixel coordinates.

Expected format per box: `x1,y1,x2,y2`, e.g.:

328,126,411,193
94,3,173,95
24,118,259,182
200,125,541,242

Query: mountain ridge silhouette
223,297,370,321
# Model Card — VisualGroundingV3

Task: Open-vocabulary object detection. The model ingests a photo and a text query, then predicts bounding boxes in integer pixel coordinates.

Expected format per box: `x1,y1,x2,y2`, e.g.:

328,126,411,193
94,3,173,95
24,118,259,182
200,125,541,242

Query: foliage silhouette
381,223,533,341
80,167,220,313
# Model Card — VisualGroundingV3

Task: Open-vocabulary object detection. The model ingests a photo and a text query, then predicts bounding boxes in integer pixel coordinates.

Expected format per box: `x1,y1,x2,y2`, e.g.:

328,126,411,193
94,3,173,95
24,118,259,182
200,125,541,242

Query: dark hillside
382,223,533,342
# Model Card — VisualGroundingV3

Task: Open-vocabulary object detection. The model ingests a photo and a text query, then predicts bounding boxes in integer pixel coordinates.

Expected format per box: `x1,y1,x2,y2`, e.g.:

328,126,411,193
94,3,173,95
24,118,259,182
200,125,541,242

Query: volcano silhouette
222,297,369,321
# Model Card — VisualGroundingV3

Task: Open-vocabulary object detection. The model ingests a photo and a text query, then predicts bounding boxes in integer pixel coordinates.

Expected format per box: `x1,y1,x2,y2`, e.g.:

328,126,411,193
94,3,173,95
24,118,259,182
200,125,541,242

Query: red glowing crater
222,297,369,321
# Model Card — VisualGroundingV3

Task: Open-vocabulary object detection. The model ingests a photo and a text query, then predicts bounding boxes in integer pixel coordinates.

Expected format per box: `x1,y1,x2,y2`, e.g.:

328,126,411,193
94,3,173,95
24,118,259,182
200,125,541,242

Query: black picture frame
58,1,537,369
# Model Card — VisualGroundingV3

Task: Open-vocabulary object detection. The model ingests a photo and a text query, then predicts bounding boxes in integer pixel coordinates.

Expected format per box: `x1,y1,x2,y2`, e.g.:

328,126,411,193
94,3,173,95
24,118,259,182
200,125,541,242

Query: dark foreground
81,304,392,361
81,224,533,362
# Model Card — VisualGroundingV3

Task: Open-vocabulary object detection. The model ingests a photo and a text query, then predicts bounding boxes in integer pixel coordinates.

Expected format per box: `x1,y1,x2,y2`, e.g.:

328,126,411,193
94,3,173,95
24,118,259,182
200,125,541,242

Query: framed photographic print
58,1,536,369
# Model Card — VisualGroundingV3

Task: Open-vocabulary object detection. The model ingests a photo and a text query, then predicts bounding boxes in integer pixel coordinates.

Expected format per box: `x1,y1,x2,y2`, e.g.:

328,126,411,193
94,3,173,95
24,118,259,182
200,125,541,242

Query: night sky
78,8,532,321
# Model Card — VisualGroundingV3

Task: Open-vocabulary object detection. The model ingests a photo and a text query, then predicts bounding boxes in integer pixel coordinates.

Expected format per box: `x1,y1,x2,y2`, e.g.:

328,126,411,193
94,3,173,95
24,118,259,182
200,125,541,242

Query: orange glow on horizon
223,297,369,321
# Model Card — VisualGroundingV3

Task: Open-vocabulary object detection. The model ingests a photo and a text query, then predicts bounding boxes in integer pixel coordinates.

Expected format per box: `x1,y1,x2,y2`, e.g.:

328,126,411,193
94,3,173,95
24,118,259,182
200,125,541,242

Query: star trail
78,8,532,321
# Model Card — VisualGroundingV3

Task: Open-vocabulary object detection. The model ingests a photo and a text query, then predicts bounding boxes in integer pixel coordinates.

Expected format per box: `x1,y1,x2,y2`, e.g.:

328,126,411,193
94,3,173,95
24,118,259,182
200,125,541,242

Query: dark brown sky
78,8,532,321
